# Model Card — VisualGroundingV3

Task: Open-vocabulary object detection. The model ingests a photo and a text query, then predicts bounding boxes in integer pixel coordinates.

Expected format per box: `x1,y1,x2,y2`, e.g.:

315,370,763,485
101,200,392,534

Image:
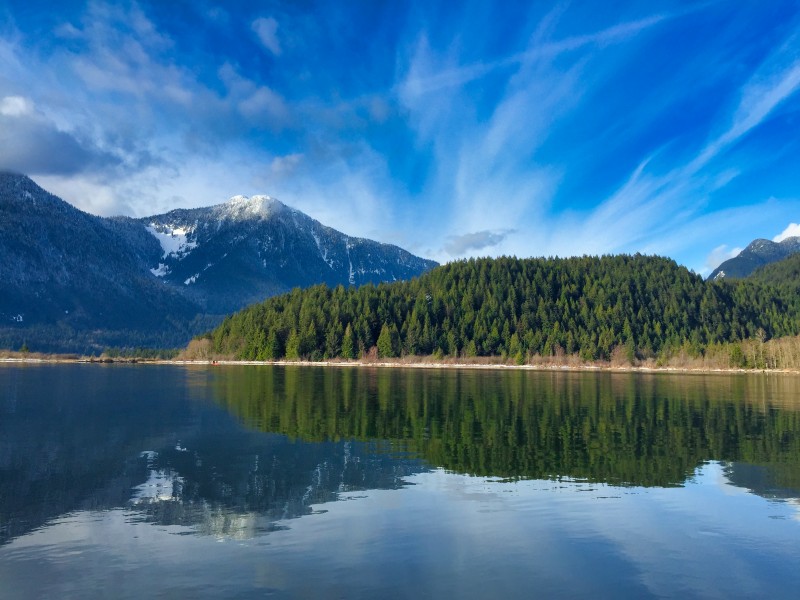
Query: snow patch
145,224,197,259
311,228,335,269
346,241,355,285
184,273,200,285
219,195,280,221
131,468,184,503
11,314,23,323
150,263,169,277
131,451,184,504
714,270,726,280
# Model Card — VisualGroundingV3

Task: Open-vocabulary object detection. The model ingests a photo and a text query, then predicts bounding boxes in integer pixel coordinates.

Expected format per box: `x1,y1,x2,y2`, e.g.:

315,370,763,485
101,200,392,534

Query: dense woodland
203,255,800,363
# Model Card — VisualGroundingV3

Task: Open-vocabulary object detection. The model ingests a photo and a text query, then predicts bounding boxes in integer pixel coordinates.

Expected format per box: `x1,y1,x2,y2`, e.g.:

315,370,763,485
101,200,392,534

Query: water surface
1,364,799,598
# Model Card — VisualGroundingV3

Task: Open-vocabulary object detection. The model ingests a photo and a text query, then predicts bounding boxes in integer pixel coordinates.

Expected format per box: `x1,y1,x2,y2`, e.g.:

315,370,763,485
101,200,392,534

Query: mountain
137,195,437,314
0,172,200,349
0,172,437,352
708,237,800,280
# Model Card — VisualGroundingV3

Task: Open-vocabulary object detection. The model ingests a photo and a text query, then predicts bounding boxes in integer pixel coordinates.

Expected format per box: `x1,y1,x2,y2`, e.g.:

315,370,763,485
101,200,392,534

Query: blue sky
2,1,800,274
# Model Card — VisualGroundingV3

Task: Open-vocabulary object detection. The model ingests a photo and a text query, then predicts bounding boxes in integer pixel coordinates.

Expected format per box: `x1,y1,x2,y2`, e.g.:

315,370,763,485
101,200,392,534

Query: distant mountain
708,237,800,280
0,172,437,352
0,172,200,348
137,195,437,314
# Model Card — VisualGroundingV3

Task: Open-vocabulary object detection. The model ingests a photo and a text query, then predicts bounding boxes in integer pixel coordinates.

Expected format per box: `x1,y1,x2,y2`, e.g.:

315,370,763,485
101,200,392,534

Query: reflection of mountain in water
0,365,200,544
3,364,800,546
724,462,800,502
128,431,425,540
211,366,800,490
0,365,426,545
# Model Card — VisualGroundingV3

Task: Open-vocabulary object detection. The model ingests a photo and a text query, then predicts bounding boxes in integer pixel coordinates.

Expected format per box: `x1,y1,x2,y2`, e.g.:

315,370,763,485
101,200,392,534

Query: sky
1,1,800,274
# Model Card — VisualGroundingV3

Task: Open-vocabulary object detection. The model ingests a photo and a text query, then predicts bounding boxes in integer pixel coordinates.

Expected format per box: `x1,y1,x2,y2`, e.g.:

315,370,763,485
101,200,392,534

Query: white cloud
270,153,303,178
443,229,517,257
238,86,288,125
0,95,34,117
774,223,800,242
704,244,742,273
251,17,281,56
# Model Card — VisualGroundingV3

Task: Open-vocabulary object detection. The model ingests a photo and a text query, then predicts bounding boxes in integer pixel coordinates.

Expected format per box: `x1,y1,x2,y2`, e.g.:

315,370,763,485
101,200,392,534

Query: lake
1,364,800,599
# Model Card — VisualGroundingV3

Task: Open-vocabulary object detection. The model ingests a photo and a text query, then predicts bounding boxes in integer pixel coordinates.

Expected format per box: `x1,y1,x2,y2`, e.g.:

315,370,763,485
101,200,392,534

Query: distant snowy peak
709,236,800,280
215,194,285,221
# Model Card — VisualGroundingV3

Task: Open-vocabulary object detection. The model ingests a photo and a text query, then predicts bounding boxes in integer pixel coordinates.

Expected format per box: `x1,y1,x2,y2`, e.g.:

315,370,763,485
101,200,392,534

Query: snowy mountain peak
219,194,284,221
709,235,800,280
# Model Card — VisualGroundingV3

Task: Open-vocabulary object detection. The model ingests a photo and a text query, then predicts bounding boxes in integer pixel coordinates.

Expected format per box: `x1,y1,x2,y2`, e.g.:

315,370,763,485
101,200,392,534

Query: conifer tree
341,323,355,359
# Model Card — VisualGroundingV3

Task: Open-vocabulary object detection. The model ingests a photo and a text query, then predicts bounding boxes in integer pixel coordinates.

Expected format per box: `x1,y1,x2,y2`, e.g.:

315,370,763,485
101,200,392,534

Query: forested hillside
749,253,800,289
204,255,800,362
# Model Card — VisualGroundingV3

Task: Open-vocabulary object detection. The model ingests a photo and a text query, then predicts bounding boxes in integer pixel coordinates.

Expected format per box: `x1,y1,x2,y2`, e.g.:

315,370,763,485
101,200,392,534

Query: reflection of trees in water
212,367,800,489
3,365,800,546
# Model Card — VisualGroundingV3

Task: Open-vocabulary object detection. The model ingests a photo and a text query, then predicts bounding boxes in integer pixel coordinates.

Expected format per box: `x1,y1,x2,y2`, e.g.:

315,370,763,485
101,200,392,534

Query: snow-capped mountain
138,194,437,314
0,172,437,352
708,237,800,280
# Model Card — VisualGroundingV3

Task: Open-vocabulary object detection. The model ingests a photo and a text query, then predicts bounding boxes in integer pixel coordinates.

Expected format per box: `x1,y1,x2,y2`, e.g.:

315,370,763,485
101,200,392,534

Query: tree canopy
204,255,800,362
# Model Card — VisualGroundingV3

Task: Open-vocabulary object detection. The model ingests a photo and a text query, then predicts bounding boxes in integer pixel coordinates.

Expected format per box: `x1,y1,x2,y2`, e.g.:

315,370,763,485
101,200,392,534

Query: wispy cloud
251,17,281,56
444,229,517,256
533,26,800,268
397,6,681,260
2,1,799,269
704,244,742,273
399,12,670,97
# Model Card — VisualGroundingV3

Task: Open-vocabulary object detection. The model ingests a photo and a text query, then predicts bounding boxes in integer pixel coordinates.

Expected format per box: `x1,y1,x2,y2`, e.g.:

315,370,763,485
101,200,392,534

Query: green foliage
341,323,356,359
206,255,800,362
376,324,394,358
376,323,400,358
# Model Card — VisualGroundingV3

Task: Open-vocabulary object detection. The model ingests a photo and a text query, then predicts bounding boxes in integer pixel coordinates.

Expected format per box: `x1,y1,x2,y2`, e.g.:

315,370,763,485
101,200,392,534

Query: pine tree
377,323,396,358
285,329,301,360
341,323,355,359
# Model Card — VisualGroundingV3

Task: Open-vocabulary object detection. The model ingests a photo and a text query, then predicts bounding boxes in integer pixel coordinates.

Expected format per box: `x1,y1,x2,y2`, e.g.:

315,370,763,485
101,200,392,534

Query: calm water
1,365,800,599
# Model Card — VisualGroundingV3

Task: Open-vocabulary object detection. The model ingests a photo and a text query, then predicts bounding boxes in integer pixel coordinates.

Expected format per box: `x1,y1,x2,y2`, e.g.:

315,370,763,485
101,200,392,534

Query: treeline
204,255,800,362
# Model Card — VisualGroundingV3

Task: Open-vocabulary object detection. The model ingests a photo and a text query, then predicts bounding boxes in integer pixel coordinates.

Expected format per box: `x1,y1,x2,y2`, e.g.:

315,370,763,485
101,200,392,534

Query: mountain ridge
709,237,800,280
0,172,437,352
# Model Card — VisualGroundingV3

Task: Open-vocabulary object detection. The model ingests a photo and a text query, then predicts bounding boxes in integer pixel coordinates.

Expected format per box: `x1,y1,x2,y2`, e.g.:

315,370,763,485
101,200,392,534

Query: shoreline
2,355,800,375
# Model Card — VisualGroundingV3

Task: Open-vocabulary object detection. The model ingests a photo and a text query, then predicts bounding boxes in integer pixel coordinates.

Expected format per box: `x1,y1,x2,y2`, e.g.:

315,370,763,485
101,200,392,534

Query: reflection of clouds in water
788,499,800,522
130,468,183,504
588,462,800,598
3,466,800,599
124,443,425,542
131,451,184,503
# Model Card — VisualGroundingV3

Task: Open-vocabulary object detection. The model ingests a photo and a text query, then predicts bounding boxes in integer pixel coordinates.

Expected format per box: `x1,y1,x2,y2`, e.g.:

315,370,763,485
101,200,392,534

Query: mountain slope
0,173,199,335
748,253,800,288
0,173,437,352
709,237,800,280
139,195,438,314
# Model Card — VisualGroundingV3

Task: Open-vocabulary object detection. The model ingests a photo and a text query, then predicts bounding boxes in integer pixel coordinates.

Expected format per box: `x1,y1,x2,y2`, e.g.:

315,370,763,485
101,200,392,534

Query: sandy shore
2,355,800,375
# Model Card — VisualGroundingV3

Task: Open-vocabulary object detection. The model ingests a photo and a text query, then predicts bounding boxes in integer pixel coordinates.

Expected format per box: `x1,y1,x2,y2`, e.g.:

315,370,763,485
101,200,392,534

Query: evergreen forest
203,255,800,363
